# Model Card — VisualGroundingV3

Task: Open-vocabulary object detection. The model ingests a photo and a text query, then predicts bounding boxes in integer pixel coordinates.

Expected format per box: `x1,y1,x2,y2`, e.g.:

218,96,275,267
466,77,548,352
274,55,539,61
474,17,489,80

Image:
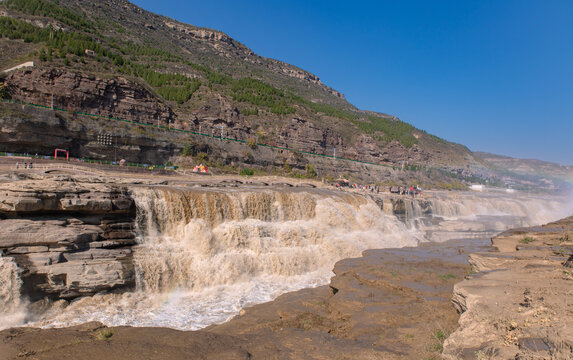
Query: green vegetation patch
438,273,457,281
240,168,255,176
241,107,259,116
520,236,535,244
128,65,201,104
5,0,95,31
230,77,296,115
0,82,11,99
122,43,183,63
0,17,117,62
434,329,447,341
356,115,418,148
306,101,358,121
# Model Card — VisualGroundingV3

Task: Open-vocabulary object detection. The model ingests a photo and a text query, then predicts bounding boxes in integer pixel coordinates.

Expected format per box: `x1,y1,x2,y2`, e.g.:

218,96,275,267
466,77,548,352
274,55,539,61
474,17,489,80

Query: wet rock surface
443,216,573,360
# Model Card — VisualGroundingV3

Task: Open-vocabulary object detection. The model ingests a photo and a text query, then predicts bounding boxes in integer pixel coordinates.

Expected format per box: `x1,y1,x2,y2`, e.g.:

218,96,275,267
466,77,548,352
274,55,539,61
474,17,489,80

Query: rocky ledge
443,216,573,359
0,174,137,300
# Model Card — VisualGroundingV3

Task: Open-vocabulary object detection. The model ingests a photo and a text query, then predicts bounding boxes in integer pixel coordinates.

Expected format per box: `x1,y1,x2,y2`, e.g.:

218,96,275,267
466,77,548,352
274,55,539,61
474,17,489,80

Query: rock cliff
6,68,175,126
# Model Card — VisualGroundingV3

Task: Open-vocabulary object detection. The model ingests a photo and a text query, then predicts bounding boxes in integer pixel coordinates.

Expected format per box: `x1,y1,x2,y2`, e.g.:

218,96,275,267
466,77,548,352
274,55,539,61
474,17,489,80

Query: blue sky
131,0,573,166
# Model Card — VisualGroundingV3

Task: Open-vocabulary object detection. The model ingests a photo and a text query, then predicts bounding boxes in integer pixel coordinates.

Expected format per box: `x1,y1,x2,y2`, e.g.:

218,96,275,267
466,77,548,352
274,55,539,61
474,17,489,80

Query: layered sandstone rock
0,176,137,301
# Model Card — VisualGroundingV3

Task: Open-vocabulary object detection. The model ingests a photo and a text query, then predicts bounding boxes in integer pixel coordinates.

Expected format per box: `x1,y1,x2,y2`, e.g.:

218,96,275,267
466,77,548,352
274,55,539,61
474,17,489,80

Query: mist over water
2,187,570,330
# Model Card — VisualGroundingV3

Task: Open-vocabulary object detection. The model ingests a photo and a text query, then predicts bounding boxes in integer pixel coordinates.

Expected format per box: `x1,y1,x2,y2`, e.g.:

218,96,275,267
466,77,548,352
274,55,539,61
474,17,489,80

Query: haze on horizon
131,0,573,166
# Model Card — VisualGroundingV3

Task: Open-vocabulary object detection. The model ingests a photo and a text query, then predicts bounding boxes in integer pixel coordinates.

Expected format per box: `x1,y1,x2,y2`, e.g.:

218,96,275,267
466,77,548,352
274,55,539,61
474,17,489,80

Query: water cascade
0,255,27,330
25,187,422,330
415,192,568,242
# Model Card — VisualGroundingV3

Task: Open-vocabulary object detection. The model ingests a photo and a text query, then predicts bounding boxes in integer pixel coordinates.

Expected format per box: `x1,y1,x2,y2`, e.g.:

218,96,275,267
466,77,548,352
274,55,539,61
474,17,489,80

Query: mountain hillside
474,152,573,191
0,0,521,186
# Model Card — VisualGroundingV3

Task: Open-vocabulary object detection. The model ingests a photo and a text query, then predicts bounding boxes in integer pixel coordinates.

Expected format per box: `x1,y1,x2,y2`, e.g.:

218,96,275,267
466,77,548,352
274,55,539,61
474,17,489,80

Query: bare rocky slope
0,0,495,185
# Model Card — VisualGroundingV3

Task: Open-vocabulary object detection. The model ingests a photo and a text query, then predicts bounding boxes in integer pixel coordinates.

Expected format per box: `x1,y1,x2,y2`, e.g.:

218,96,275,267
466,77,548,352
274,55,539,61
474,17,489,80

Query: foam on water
33,271,329,330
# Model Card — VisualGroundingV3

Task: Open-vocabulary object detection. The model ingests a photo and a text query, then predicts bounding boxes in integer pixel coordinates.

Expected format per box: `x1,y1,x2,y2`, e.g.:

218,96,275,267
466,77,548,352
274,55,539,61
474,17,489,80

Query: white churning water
0,254,27,330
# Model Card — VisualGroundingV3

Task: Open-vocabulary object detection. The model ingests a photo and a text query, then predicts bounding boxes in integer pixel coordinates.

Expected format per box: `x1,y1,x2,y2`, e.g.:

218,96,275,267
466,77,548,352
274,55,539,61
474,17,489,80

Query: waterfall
23,186,421,330
15,187,569,330
412,192,569,242
0,254,27,330
426,192,566,224
131,187,420,294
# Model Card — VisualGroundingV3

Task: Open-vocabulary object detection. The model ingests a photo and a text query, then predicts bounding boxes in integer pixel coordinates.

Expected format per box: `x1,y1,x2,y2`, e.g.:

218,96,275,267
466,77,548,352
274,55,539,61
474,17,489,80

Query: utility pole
51,94,54,110
220,125,224,140
333,148,336,160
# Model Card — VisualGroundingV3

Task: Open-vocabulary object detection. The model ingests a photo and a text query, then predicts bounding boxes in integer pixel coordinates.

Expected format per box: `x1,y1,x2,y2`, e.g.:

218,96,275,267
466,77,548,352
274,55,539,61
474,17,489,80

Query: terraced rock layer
0,174,136,300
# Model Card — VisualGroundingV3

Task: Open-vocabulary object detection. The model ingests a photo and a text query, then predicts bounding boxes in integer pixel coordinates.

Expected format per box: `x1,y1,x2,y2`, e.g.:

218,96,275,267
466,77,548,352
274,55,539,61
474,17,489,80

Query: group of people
192,163,208,173
391,185,422,196
349,183,381,193
15,162,33,169
330,181,381,193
